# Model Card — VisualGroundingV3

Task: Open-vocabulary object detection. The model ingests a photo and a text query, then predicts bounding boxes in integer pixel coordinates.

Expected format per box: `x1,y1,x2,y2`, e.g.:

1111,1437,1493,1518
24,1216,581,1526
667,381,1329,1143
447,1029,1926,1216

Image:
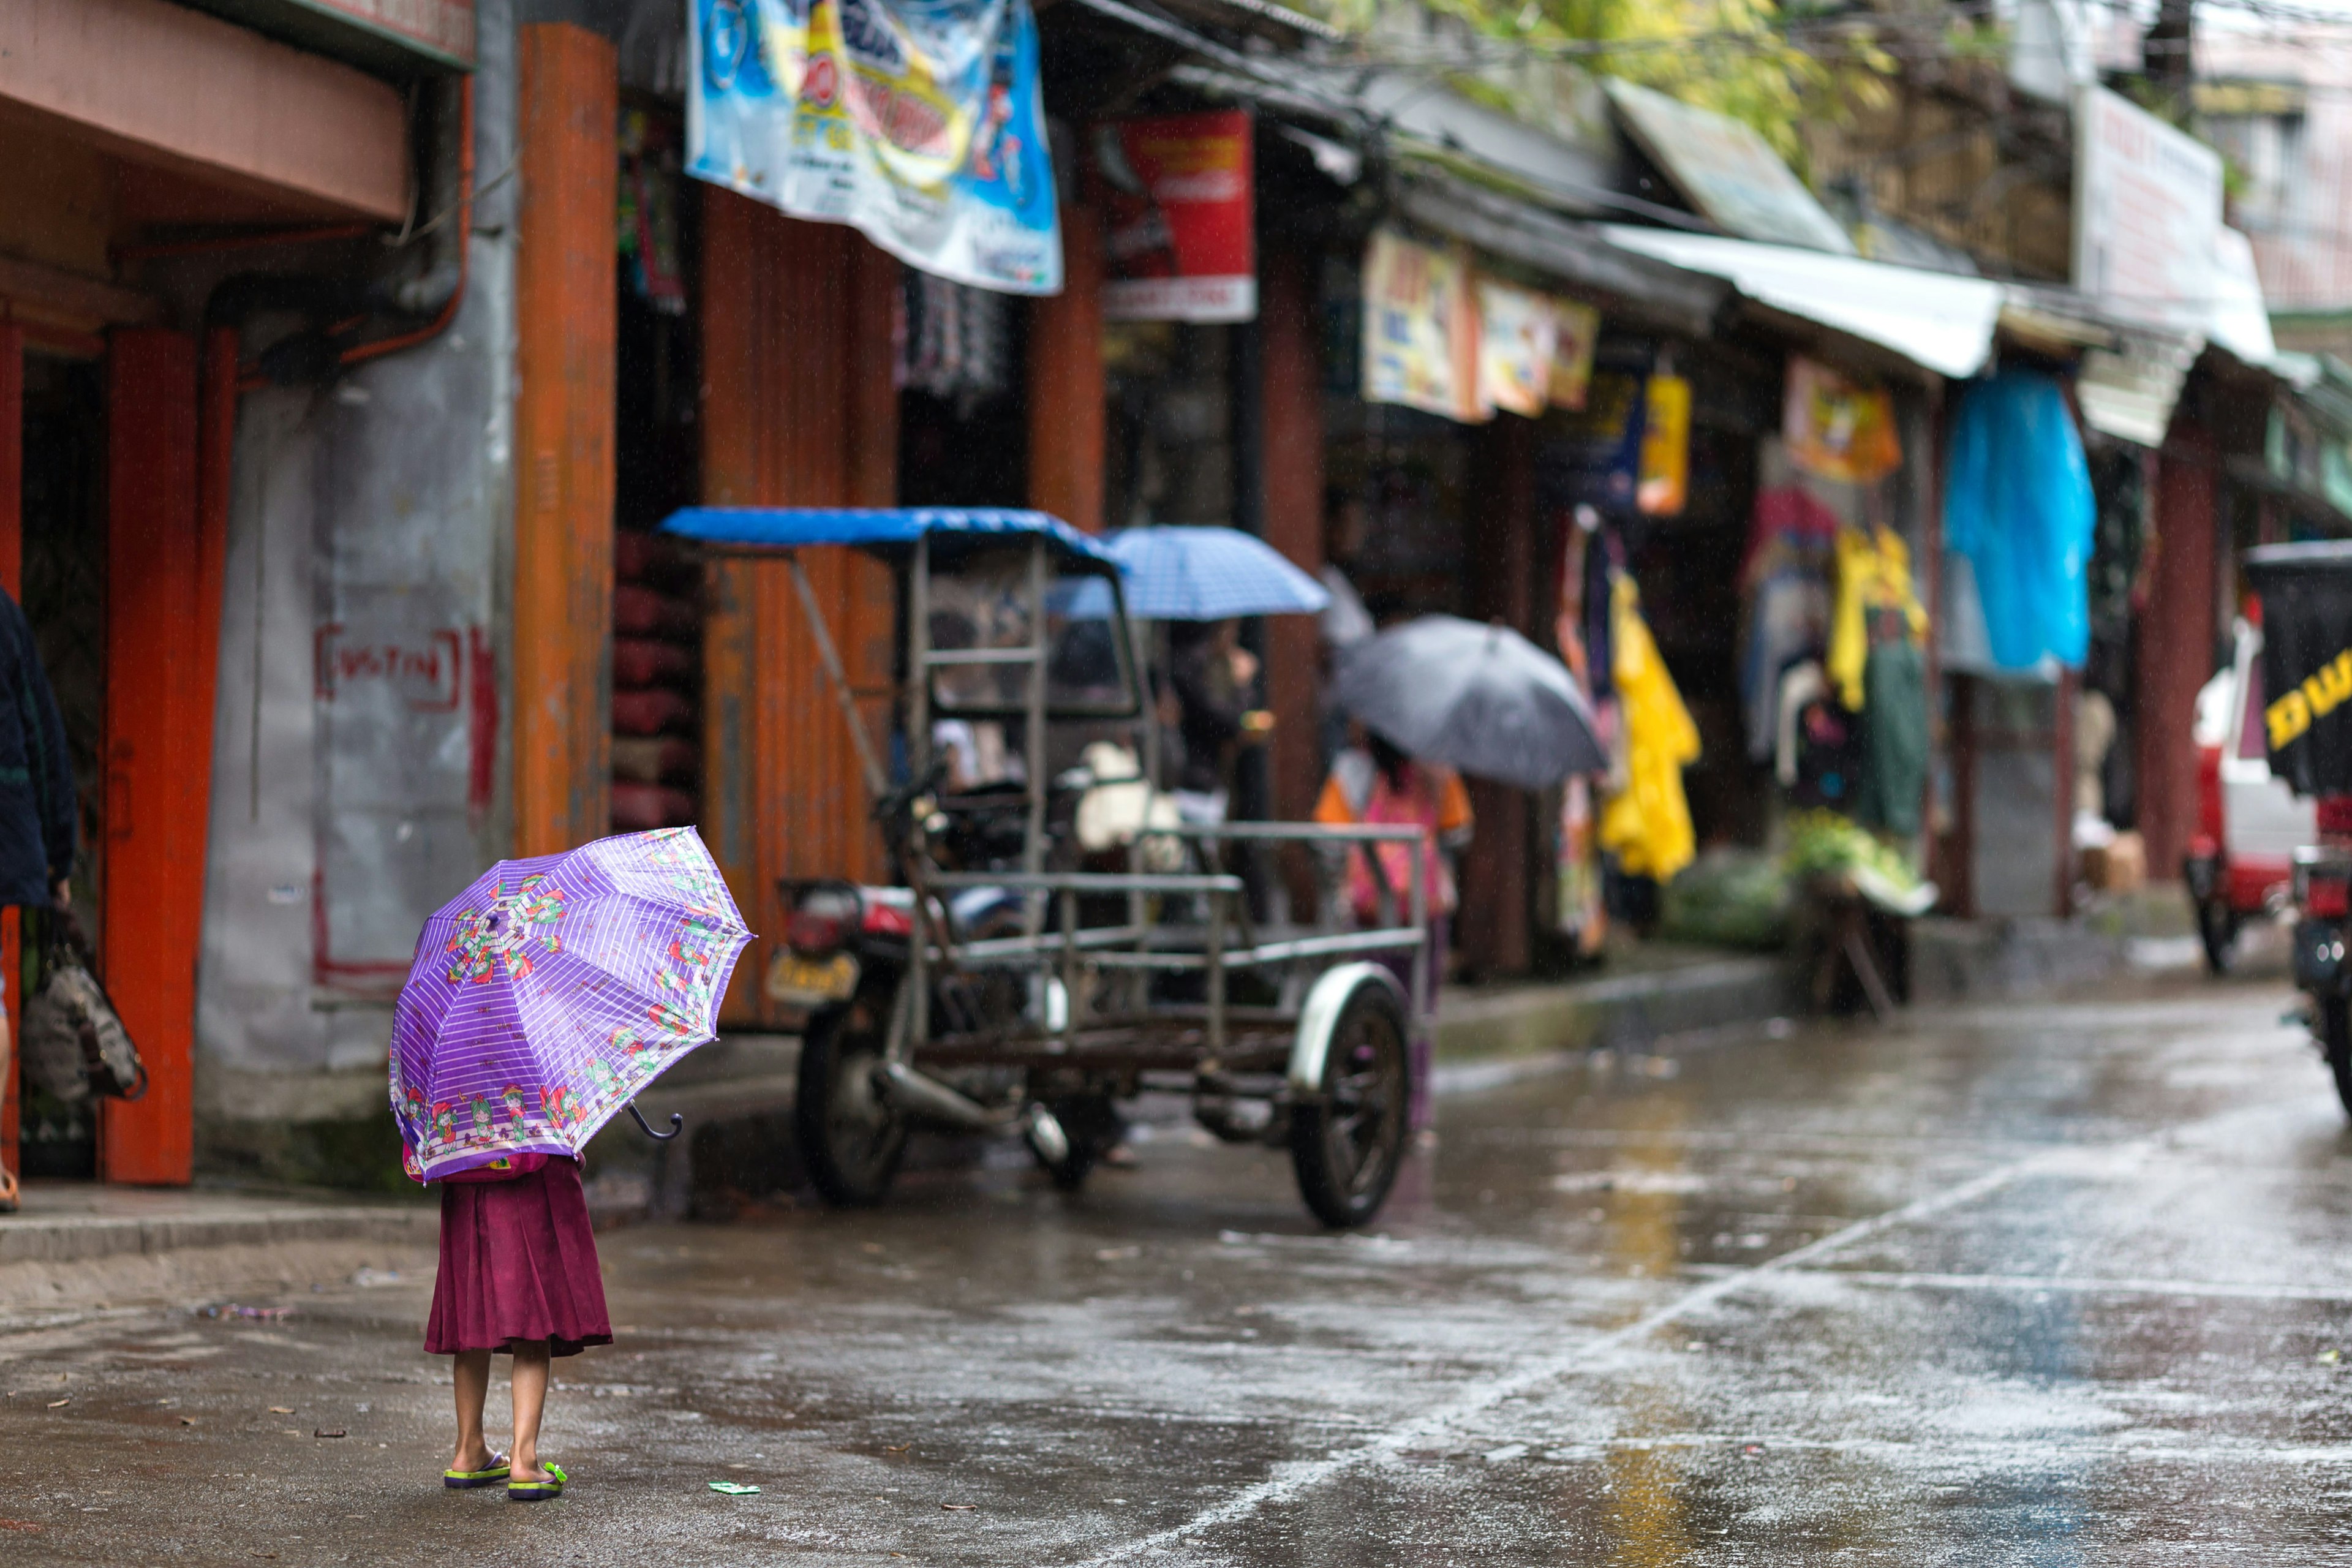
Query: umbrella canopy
390,827,752,1182
1335,615,1605,791
1104,526,1329,620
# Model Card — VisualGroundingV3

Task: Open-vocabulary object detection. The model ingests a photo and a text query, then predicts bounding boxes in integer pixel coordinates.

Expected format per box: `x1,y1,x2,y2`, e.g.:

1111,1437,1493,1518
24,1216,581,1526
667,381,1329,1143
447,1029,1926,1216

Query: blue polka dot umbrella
388,827,752,1183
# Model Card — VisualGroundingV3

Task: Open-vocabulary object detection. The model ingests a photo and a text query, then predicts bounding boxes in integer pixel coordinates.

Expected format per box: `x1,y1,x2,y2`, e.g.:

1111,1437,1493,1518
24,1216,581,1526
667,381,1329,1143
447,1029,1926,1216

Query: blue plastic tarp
1941,370,2093,673
659,507,1115,566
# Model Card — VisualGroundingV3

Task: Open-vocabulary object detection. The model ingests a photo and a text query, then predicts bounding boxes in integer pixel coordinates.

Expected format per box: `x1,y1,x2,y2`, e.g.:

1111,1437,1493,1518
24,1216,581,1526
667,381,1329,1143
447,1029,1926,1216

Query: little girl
426,1151,611,1500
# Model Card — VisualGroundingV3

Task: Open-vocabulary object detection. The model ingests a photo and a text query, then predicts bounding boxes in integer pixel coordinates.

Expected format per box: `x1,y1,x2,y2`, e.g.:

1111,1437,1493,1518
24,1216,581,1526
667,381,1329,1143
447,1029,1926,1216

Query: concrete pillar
1027,200,1104,532
2134,421,2219,881
1260,243,1325,826
1460,415,1537,975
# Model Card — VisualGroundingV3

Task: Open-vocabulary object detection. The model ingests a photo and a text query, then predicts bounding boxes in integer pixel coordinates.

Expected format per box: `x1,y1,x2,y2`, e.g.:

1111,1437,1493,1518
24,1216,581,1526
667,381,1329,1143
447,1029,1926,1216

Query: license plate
766,950,861,1006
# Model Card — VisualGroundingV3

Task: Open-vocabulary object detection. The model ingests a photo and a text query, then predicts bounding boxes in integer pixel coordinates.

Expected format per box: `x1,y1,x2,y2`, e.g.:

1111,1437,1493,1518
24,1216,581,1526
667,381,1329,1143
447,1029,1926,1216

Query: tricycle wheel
1290,980,1410,1227
2323,998,2352,1122
2196,899,2241,976
796,1002,907,1207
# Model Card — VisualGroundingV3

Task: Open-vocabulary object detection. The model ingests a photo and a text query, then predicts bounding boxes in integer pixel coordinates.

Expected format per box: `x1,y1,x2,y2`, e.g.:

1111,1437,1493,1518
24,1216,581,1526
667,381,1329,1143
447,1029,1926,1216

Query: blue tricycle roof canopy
659,507,1117,567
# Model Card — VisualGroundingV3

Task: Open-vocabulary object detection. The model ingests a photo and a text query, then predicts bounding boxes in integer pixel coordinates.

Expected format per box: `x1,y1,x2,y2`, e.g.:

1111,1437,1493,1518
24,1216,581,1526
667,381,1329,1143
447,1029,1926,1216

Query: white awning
1599,225,2008,380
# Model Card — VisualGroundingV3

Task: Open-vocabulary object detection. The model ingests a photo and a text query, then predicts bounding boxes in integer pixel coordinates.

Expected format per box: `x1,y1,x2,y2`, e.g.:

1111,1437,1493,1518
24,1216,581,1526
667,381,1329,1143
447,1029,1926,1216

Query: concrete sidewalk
0,897,2228,1300
0,1182,432,1320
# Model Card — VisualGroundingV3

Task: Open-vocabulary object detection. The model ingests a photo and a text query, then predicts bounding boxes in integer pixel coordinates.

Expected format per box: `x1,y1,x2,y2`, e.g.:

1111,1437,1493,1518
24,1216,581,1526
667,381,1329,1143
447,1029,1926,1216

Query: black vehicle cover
2246,541,2352,797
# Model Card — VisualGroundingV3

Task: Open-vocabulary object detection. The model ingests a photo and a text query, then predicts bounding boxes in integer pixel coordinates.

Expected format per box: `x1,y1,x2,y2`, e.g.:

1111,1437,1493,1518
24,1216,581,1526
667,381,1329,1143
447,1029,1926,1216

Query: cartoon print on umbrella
444,874,569,984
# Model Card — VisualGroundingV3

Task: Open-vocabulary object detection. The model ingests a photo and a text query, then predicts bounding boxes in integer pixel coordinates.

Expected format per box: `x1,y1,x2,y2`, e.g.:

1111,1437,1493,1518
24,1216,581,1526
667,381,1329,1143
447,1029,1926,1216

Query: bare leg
450,1349,494,1472
510,1340,552,1481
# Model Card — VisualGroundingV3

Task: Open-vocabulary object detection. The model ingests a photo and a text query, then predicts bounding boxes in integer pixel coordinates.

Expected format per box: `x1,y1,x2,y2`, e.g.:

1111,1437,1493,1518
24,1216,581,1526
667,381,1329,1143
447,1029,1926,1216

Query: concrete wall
194,2,519,1175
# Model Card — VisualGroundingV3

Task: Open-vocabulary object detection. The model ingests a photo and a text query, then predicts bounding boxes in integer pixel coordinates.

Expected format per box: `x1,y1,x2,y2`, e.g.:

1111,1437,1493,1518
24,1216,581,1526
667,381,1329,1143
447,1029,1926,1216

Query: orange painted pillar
513,23,617,857
699,193,899,1025
698,188,767,1023
1027,200,1104,531
101,328,203,1185
1260,244,1325,826
0,323,18,1189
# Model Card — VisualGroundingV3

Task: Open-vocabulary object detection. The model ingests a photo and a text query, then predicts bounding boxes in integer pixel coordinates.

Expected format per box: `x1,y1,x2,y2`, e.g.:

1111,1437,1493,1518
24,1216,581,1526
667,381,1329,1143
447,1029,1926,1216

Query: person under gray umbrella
1333,614,1605,791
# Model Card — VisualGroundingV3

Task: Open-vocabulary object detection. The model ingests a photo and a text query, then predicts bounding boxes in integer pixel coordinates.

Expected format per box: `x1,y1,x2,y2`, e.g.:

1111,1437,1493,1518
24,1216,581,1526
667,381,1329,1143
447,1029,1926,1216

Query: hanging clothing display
1552,519,1607,952
618,110,687,314
1942,369,2094,673
1599,574,1700,883
894,273,1012,404
1852,639,1928,837
1826,524,1928,711
1738,485,1839,758
1557,775,1606,954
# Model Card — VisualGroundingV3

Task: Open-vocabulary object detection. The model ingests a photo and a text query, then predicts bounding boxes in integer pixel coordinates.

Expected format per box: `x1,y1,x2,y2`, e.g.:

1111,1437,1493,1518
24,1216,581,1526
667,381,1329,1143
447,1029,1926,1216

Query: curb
0,1204,432,1268
1436,954,1796,1065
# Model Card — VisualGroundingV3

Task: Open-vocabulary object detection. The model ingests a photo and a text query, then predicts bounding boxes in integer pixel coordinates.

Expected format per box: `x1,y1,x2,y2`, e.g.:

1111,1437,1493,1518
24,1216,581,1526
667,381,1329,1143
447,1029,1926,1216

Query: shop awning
1599,225,2008,380
1395,172,1727,337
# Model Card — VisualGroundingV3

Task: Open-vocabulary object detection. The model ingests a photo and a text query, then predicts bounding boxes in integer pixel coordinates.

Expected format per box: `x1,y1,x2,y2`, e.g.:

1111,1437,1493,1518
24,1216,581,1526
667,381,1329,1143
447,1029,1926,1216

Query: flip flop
443,1452,511,1489
508,1463,567,1502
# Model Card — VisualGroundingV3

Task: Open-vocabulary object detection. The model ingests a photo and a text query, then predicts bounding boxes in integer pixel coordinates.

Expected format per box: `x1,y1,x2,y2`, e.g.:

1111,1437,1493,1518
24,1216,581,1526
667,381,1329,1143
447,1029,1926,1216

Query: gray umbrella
1334,615,1605,790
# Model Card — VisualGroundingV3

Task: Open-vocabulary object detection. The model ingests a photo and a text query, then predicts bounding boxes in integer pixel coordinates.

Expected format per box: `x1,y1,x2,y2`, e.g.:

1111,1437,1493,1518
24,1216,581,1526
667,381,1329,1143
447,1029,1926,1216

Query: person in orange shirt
1314,731,1473,1132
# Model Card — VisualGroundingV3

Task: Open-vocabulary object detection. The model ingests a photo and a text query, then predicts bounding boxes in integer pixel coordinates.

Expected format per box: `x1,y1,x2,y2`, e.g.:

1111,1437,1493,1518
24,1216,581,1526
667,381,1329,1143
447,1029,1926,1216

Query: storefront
1,0,435,1185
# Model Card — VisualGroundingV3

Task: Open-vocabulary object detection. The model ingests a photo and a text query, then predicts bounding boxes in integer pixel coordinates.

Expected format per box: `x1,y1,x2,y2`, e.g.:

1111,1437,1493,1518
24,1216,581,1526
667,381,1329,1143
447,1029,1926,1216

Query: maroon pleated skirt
424,1159,612,1357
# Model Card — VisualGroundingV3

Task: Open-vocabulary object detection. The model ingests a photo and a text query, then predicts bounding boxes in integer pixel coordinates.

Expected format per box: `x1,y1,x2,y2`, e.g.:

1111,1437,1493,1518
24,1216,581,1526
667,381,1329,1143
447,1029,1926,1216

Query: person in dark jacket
1166,619,1270,809
0,589,76,1214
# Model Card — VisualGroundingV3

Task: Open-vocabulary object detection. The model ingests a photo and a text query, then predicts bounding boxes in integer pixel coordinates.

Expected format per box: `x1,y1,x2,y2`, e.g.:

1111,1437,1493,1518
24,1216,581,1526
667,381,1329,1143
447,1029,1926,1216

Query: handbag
21,910,146,1102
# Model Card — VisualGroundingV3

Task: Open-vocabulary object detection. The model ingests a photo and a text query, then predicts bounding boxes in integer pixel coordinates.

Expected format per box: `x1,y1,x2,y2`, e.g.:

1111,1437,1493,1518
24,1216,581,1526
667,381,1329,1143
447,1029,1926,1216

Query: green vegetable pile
1782,809,1934,913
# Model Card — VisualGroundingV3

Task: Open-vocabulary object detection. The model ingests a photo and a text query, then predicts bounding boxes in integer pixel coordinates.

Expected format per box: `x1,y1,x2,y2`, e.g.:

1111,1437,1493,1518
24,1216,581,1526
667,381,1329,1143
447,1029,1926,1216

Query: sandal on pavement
443,1452,511,1489
0,1167,17,1214
508,1463,567,1502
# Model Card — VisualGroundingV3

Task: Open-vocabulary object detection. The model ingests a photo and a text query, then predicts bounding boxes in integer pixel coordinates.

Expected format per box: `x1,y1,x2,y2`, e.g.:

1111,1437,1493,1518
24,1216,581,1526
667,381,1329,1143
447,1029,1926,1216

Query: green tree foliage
1312,0,1895,165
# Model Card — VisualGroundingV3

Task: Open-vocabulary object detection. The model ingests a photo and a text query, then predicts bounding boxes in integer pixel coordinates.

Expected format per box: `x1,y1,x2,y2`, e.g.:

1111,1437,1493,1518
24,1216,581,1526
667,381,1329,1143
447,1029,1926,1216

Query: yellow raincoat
1827,526,1928,710
1599,574,1700,881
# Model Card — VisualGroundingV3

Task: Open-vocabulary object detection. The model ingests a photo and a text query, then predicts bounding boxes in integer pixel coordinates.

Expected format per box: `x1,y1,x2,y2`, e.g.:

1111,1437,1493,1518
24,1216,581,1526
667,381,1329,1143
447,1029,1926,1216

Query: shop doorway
612,105,704,836
898,277,1027,508
14,350,105,1179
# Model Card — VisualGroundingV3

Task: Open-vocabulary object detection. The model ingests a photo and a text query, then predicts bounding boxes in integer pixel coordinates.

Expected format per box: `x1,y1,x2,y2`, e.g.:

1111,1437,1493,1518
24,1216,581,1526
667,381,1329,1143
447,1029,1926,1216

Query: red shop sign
1092,110,1256,323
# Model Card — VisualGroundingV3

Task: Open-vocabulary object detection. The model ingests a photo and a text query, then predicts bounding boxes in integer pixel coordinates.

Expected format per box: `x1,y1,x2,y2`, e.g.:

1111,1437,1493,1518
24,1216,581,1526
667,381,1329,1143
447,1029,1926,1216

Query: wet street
10,976,2352,1564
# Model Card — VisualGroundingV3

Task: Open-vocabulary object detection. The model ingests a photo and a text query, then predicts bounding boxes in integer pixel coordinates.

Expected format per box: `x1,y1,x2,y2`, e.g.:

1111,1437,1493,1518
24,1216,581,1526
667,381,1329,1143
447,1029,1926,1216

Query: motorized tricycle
2185,617,2314,973
2245,543,2352,1117
659,507,1430,1226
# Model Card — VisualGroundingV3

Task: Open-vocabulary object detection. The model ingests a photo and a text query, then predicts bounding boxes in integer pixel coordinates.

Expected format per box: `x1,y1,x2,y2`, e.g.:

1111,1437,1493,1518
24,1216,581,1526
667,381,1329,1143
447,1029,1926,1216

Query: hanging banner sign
1476,279,1558,418
1637,374,1691,516
1362,230,1480,423
1549,298,1600,412
687,0,1061,296
1782,356,1901,484
1095,111,1256,323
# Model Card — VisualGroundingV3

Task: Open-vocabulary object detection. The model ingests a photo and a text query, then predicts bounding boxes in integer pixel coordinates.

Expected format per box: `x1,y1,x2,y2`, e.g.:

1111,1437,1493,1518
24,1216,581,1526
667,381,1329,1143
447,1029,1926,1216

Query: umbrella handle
627,1102,683,1141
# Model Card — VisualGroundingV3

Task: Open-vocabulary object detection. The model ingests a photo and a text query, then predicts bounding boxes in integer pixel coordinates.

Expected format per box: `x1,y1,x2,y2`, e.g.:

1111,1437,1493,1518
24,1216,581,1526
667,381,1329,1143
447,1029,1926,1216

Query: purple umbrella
389,827,752,1183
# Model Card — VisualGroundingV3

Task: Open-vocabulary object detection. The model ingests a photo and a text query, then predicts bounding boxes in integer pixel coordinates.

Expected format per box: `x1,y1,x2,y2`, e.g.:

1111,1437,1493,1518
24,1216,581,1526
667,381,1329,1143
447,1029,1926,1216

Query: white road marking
1073,1136,2124,1565
1722,1266,2352,1306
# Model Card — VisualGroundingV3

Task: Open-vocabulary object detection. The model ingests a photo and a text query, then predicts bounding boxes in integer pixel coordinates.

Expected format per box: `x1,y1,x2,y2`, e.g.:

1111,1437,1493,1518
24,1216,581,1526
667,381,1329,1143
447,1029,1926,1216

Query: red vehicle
2186,619,2314,973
